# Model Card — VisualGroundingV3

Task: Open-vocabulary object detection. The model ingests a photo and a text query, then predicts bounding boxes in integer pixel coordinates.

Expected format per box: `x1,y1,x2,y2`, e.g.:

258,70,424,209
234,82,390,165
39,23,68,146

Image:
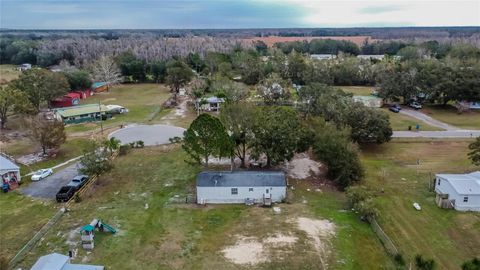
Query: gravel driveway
20,163,81,199
108,124,185,146
393,130,480,138
399,109,458,130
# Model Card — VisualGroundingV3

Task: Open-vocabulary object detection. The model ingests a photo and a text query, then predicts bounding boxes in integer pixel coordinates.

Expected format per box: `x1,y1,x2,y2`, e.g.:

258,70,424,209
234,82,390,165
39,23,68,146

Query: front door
265,188,271,199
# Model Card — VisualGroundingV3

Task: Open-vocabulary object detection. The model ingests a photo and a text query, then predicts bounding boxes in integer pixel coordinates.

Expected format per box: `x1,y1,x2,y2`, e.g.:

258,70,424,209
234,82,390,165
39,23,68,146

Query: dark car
66,175,89,190
389,104,401,113
56,186,76,202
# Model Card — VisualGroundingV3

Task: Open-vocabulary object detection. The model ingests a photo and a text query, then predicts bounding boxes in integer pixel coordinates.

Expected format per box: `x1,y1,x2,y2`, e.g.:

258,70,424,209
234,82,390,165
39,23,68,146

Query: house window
248,188,254,192
463,196,468,203
437,179,441,185
231,188,238,195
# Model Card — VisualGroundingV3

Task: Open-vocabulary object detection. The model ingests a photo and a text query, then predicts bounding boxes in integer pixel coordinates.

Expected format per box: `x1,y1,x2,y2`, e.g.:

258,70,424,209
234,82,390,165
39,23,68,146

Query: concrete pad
108,124,185,146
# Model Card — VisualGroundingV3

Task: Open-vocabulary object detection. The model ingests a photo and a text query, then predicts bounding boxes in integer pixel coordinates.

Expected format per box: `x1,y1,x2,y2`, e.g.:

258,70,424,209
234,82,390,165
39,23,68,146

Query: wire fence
8,150,120,269
369,217,399,256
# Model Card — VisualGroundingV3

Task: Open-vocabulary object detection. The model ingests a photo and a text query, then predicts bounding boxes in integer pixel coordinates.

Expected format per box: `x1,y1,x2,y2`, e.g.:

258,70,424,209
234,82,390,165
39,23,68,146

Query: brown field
244,36,377,47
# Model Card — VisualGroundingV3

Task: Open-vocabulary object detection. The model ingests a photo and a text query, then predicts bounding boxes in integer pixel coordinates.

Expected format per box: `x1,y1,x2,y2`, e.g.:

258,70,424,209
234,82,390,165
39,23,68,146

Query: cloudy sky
1,0,479,29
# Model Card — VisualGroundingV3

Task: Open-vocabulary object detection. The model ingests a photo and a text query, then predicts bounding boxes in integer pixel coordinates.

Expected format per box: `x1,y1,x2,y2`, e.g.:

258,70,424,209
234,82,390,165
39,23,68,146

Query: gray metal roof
436,171,480,195
30,253,104,270
197,171,286,187
0,155,20,171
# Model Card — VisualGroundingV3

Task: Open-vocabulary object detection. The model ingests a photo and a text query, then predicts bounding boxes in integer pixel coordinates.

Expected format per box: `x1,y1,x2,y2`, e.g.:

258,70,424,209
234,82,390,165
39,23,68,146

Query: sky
1,0,479,29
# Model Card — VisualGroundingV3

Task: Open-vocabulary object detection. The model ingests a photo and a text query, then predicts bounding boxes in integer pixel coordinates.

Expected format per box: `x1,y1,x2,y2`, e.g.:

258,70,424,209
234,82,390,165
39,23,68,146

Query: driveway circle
108,124,185,146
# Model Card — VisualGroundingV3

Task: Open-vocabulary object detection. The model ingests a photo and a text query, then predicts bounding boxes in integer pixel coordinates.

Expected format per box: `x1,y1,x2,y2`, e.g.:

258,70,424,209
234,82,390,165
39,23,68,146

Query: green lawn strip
361,141,480,269
0,192,56,261
423,105,480,130
339,86,374,96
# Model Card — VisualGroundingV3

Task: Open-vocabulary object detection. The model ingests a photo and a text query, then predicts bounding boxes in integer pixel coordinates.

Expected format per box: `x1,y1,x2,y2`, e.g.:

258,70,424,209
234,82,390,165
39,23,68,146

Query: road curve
399,109,458,131
109,124,185,146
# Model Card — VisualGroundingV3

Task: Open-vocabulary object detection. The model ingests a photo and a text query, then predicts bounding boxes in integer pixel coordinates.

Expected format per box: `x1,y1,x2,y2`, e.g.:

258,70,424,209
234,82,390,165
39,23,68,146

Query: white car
409,102,422,110
31,169,53,181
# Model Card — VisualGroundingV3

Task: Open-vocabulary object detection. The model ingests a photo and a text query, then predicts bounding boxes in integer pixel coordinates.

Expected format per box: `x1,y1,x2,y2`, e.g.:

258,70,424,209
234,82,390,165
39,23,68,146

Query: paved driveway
399,109,458,130
109,124,185,146
20,163,81,199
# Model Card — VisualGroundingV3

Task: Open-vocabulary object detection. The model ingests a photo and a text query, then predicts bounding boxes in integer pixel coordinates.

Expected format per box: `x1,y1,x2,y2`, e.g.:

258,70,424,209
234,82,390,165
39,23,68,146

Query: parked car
409,102,422,110
389,104,401,113
67,175,89,190
31,168,53,181
56,186,76,202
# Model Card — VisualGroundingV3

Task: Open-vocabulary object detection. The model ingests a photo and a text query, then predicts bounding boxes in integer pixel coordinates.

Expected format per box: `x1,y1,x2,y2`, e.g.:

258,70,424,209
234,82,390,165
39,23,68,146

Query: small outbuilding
92,82,109,93
31,253,104,270
352,95,383,108
196,96,225,112
435,171,480,211
196,171,287,204
0,155,21,191
54,104,111,124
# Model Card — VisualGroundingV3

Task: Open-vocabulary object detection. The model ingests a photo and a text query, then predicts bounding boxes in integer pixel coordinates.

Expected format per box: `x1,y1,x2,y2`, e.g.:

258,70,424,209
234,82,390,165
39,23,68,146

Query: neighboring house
54,104,111,124
196,96,225,112
357,55,385,60
31,253,104,270
18,63,32,71
92,82,109,93
352,95,383,108
435,171,480,211
196,171,287,204
50,93,82,108
310,54,336,61
0,154,21,190
48,65,63,72
457,101,480,110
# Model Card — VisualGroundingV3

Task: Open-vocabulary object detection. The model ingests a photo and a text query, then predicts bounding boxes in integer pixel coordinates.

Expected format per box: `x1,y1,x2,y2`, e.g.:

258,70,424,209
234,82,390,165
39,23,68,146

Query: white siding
197,186,286,204
435,176,480,211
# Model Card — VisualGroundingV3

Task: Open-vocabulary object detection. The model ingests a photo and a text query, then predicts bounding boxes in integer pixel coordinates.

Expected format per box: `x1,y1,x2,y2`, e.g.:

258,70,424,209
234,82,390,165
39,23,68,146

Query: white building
1,154,21,189
31,253,104,270
435,171,480,211
310,54,336,61
357,55,385,60
196,171,286,204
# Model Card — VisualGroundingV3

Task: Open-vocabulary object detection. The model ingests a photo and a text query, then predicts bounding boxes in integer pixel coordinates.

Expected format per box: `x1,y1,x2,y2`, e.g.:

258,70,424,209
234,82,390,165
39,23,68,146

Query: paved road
393,130,480,138
399,108,458,130
109,124,185,146
20,163,81,199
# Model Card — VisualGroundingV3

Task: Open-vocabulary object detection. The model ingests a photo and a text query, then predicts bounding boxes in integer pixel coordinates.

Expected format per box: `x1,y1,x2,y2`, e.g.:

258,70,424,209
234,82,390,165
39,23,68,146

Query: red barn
50,93,81,108
73,89,93,99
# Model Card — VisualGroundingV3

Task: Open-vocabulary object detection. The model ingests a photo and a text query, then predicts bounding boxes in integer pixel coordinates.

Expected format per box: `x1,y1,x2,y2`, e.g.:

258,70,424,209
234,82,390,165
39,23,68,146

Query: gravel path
399,109,458,130
108,124,185,146
20,163,81,199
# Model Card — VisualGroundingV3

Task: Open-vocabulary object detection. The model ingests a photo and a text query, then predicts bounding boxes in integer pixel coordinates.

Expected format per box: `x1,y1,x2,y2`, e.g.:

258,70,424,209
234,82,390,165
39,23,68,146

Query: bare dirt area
244,35,377,47
285,153,325,180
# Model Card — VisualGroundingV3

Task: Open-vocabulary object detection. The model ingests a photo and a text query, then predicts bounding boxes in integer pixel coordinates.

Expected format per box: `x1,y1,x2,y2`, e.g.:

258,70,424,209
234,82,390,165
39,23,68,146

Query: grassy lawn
361,141,480,269
339,86,374,96
0,64,20,84
383,109,443,131
0,192,56,261
18,147,392,269
423,105,480,130
66,84,172,134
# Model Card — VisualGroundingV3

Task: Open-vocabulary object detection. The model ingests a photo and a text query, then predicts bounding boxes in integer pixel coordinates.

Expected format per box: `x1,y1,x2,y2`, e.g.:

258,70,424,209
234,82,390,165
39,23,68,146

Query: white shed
196,171,286,204
435,171,480,211
1,155,21,189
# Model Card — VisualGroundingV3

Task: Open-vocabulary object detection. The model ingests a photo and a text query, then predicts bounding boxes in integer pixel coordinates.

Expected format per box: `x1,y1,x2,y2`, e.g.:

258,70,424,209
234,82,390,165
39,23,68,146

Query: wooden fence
369,217,399,256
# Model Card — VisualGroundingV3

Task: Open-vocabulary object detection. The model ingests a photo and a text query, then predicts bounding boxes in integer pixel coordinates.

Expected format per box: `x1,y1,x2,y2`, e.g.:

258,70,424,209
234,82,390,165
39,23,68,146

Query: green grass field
339,86,374,96
0,192,55,261
361,141,480,269
383,109,443,131
17,147,392,269
423,105,480,130
0,64,21,84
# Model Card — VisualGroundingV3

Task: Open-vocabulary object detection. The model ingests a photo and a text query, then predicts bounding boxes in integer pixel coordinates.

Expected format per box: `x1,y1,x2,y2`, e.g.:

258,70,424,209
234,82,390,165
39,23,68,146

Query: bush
462,257,480,270
119,144,132,155
394,253,406,266
346,185,379,219
136,140,145,148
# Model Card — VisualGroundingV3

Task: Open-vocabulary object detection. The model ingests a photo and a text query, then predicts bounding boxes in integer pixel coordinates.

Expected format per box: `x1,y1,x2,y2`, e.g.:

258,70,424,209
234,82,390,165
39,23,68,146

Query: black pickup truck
56,186,76,202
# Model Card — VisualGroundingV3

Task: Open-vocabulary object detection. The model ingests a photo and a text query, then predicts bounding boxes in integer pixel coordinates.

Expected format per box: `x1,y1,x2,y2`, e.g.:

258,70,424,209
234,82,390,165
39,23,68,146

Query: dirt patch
296,217,336,269
222,237,267,265
264,234,298,245
285,153,325,180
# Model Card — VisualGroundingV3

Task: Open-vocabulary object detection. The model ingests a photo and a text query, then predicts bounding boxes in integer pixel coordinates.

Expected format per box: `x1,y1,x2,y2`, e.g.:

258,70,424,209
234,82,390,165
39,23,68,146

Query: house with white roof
31,253,104,270
434,171,480,211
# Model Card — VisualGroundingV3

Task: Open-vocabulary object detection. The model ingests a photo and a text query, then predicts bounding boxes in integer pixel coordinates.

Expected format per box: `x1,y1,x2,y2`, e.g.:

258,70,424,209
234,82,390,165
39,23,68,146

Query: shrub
119,144,132,155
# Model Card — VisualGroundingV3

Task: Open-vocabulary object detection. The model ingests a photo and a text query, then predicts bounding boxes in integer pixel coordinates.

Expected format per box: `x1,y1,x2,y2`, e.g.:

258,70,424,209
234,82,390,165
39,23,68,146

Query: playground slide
100,222,117,234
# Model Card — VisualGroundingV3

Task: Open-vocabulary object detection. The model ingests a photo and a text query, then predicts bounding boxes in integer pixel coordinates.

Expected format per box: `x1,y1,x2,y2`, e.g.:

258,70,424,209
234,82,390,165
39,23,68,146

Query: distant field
423,105,480,130
244,36,377,47
0,64,20,84
361,141,480,269
18,147,392,269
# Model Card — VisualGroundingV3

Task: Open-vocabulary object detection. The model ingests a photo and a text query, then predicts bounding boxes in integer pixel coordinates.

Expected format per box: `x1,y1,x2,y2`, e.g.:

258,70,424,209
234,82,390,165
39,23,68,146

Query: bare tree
91,55,122,85
25,116,66,155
